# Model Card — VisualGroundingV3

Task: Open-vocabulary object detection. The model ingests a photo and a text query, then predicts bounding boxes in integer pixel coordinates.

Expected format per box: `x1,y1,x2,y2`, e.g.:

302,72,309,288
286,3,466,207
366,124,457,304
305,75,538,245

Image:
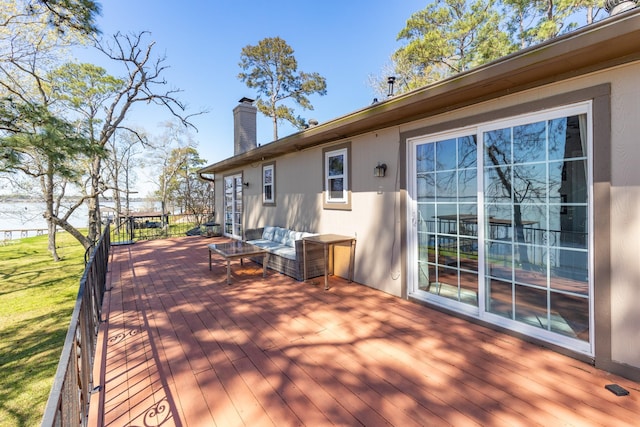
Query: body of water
0,200,160,239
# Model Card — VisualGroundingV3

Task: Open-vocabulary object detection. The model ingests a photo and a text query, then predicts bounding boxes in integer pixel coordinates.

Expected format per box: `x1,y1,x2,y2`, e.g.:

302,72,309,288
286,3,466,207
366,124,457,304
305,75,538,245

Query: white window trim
262,164,275,204
325,147,348,204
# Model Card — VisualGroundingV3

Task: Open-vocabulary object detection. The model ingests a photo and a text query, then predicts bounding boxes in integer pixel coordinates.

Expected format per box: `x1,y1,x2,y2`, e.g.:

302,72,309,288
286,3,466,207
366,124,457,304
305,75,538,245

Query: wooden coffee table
208,241,269,285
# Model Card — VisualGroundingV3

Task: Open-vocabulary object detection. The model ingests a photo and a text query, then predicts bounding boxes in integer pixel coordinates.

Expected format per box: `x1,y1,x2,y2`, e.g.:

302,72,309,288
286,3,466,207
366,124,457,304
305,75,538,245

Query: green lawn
0,233,85,427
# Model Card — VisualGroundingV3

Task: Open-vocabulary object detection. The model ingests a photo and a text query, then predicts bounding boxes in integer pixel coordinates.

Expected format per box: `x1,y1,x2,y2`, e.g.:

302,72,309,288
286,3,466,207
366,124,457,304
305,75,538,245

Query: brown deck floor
89,236,640,426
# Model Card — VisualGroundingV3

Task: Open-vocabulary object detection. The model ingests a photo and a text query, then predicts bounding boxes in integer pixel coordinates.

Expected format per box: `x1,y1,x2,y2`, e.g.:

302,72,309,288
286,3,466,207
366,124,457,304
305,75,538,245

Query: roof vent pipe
387,76,396,97
605,0,638,15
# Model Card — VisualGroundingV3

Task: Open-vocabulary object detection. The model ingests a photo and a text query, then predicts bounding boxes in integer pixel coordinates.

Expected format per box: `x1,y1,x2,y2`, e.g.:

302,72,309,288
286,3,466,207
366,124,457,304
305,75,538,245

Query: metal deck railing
41,223,111,426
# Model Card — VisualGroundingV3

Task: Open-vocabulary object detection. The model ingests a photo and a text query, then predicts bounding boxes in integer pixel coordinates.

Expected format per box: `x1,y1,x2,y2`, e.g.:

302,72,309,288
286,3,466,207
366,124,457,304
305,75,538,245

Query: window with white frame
262,163,275,205
325,147,348,204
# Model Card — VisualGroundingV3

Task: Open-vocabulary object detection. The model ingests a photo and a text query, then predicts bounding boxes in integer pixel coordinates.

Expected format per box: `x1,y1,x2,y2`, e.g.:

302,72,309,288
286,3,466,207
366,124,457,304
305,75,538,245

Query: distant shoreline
0,196,157,203
0,200,162,239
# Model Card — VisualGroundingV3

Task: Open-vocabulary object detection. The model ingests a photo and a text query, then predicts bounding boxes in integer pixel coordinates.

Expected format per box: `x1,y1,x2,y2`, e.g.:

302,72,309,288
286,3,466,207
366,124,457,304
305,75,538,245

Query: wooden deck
89,236,640,426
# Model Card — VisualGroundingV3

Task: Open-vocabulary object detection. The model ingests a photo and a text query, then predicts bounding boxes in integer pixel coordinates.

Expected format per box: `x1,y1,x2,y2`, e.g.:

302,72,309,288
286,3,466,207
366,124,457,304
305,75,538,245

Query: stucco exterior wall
237,128,404,296
395,61,640,375
212,60,640,377
606,64,640,370
503,64,640,372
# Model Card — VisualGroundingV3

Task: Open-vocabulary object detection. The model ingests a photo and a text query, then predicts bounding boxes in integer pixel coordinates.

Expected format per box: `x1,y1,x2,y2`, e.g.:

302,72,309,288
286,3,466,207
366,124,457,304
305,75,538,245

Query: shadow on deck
89,236,640,426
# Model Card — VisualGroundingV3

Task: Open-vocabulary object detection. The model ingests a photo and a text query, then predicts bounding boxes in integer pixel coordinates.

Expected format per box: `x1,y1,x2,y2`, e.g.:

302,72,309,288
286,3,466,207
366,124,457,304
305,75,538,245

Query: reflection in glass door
483,114,590,343
224,174,243,239
410,104,592,354
415,134,479,307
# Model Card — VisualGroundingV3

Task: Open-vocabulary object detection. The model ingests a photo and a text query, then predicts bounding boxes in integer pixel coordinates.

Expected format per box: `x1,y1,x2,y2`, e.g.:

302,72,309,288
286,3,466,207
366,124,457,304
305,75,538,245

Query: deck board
89,237,640,426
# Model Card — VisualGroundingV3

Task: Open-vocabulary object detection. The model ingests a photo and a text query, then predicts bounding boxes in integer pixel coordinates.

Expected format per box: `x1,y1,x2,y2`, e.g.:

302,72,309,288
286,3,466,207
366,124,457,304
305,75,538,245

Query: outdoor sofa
245,226,324,281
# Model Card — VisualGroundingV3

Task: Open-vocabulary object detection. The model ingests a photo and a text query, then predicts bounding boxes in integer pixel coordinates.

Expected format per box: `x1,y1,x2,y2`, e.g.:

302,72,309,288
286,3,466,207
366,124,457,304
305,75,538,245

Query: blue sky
73,0,427,189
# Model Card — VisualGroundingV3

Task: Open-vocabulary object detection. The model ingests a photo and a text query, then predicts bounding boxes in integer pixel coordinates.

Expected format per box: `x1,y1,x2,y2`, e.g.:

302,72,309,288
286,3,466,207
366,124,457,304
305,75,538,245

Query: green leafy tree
1,107,97,260
0,0,96,139
0,0,99,260
32,0,101,35
376,0,606,97
48,32,199,249
238,36,327,141
163,146,211,222
151,121,211,221
0,101,51,169
393,0,516,89
48,62,124,248
502,0,603,46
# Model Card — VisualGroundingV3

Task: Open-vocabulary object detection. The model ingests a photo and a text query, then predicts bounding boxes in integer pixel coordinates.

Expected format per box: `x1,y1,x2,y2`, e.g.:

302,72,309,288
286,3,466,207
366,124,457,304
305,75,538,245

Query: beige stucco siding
395,61,640,373
513,63,640,370
244,149,323,231
238,128,404,296
337,129,403,296
213,59,640,376
607,63,640,369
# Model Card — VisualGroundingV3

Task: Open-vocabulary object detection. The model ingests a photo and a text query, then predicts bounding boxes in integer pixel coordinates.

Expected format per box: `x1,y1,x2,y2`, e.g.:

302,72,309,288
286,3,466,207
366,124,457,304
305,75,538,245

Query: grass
0,233,85,427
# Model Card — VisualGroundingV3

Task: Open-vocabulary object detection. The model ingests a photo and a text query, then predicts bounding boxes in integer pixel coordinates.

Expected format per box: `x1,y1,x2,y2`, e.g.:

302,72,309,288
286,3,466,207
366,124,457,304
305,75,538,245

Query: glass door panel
486,278,512,318
223,174,243,239
514,284,549,330
482,113,590,343
224,177,234,235
415,134,479,307
550,292,589,340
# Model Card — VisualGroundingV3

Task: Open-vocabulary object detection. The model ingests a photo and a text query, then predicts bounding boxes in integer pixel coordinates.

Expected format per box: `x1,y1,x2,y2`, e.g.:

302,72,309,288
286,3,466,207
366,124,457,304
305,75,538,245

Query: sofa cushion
247,238,296,261
273,227,289,245
286,231,313,246
285,230,298,247
247,239,282,251
262,226,276,241
270,245,297,260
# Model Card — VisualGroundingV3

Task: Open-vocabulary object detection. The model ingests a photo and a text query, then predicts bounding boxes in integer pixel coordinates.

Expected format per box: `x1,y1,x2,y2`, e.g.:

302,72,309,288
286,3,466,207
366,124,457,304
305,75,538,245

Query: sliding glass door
408,103,592,354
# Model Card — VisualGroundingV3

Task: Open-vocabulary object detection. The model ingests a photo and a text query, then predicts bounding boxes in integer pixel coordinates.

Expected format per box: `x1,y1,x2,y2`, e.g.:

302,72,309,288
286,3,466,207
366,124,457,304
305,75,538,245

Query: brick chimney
234,97,257,155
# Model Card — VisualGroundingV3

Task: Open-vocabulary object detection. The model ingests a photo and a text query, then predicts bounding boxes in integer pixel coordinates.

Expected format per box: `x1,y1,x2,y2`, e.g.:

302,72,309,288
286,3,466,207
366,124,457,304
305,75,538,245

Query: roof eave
198,9,640,176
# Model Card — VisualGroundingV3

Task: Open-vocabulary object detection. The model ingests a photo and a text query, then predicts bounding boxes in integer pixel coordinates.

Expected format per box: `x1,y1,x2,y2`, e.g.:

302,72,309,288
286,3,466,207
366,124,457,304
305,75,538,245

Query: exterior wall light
374,163,387,177
243,182,249,187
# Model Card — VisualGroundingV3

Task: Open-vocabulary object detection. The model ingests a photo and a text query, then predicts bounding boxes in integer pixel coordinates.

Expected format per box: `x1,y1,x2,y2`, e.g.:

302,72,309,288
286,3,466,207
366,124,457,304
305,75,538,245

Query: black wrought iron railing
41,223,111,427
109,212,216,245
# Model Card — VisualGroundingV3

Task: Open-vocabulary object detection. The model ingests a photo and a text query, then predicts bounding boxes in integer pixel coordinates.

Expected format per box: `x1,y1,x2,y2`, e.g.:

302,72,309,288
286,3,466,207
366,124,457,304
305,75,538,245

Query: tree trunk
87,156,102,246
54,217,92,249
513,204,531,267
272,114,278,141
46,219,60,262
43,167,60,261
113,154,121,222
486,146,531,266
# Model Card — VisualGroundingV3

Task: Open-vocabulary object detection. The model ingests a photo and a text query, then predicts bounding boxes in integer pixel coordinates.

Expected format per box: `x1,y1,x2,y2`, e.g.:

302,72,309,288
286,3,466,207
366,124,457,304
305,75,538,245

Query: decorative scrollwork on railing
107,328,140,345
128,398,172,426
541,230,557,247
